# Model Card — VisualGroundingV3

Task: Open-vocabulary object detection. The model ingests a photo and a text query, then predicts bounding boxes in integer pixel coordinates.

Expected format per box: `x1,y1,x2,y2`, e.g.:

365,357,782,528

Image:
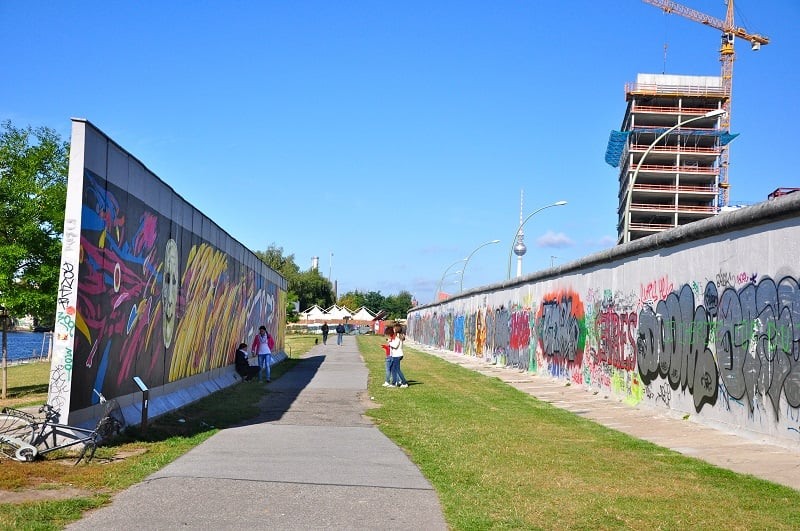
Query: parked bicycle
0,390,125,464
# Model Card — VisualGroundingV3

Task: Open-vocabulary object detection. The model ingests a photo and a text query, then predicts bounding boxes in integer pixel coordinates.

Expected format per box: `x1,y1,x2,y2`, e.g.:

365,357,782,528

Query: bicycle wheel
96,399,125,440
0,414,36,459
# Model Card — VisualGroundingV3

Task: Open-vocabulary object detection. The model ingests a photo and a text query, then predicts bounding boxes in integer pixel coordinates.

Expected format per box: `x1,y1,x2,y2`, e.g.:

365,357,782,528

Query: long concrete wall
53,119,287,426
408,193,800,447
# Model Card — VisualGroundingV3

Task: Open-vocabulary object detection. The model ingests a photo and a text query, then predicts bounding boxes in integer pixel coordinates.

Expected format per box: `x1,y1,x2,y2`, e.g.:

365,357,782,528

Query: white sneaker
400,383,409,388
382,382,392,387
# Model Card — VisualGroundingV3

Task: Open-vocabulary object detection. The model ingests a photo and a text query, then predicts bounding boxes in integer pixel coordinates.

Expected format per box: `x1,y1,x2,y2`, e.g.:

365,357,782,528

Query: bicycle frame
0,392,124,464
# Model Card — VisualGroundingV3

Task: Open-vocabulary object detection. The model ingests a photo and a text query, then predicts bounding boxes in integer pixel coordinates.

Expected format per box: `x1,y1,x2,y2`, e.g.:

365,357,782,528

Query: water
1,331,51,363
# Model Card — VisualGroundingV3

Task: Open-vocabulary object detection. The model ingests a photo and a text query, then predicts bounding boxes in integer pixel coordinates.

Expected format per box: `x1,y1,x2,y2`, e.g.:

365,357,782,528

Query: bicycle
0,390,125,464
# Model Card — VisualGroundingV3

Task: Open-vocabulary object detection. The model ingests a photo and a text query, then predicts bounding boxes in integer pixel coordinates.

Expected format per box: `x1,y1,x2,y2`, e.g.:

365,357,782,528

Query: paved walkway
67,336,447,530
413,342,800,492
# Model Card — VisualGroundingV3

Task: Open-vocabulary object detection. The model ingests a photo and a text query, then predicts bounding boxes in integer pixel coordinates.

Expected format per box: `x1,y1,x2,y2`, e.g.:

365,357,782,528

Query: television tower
513,189,527,277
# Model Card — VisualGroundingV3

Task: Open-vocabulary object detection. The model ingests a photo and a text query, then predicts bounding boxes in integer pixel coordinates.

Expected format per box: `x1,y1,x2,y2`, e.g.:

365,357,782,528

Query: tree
255,244,304,321
337,290,367,311
0,121,68,326
383,290,414,320
293,269,335,311
363,291,386,314
255,244,300,282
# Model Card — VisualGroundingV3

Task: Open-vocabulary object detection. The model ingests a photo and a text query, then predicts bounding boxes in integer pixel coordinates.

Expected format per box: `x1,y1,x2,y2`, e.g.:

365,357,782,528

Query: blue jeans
389,357,406,385
258,354,271,381
337,333,343,345
385,356,392,384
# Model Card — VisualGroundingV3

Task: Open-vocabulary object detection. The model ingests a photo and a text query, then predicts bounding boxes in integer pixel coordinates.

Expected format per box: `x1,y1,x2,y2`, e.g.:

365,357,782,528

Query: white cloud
536,231,574,248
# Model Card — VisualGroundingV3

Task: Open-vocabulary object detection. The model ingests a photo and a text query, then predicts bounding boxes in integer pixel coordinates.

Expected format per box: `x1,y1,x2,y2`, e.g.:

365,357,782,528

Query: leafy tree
0,121,68,326
255,244,300,283
383,290,414,319
293,269,335,311
363,291,386,314
337,290,366,312
255,244,304,321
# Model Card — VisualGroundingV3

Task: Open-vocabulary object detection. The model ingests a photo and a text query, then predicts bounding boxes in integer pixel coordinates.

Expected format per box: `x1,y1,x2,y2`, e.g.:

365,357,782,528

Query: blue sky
3,1,797,305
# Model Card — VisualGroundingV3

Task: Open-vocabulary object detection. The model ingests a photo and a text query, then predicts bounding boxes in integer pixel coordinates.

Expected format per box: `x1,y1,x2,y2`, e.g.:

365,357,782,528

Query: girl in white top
387,325,408,388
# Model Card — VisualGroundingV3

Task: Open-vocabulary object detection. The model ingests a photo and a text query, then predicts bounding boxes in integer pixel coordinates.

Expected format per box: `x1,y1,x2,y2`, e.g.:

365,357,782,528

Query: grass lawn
358,335,800,530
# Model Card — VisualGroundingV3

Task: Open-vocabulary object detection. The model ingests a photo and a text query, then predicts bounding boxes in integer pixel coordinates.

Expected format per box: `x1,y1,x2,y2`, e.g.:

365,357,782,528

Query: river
1,331,52,363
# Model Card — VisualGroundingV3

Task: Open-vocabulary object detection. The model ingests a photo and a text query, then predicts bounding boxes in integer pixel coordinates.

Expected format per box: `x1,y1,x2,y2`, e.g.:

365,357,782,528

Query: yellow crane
642,0,769,206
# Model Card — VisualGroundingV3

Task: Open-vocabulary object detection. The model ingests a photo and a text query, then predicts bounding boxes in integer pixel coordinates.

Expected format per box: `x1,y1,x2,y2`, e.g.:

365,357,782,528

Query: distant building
768,188,800,200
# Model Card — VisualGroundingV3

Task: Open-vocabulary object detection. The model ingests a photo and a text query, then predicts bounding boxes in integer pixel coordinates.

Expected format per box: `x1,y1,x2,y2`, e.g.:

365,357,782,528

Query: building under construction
606,73,734,244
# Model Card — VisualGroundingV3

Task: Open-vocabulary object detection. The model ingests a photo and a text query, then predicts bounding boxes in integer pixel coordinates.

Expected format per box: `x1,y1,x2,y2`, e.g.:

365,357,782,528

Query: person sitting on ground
235,343,260,381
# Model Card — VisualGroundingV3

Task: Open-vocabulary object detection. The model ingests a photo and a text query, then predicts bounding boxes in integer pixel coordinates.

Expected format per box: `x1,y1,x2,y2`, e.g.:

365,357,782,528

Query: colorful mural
51,119,286,420
408,210,800,445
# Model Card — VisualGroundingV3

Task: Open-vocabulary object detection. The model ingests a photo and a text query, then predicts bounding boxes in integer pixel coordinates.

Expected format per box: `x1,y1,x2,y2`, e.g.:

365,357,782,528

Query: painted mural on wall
409,262,800,443
55,170,281,411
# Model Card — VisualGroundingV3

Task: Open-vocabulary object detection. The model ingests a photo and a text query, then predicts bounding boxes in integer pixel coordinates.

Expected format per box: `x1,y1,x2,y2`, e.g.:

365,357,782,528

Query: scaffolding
608,74,730,244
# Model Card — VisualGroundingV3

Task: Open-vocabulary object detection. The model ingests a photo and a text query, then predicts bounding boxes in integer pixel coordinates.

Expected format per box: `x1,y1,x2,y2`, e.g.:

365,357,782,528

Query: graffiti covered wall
408,194,800,446
51,119,286,423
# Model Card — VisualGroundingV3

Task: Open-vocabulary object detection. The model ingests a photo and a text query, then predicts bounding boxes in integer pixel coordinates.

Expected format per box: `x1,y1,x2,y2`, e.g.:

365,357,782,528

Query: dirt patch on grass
0,486,95,504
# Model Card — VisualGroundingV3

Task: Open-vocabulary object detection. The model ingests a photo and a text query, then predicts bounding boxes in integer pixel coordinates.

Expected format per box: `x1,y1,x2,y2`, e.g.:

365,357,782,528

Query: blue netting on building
604,129,739,168
605,130,630,168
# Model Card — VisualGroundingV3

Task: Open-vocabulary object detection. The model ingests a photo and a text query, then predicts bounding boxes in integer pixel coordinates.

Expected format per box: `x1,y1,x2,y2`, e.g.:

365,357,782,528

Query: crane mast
641,0,769,206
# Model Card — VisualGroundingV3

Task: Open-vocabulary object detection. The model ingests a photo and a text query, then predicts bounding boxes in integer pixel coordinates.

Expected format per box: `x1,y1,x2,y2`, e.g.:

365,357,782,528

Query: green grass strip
358,335,800,530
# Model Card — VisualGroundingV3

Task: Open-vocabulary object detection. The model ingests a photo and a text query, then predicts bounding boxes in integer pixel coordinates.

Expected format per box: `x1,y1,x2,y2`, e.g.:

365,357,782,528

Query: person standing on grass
251,326,273,382
387,326,408,388
381,342,393,387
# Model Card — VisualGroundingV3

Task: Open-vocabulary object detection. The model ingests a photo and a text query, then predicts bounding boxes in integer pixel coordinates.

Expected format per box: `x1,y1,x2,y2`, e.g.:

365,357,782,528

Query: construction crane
642,0,769,206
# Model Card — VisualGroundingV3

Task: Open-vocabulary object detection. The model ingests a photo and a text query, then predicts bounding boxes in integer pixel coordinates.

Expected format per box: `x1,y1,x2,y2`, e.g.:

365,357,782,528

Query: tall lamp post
507,201,567,280
460,239,501,293
1,305,8,400
436,259,466,302
623,108,726,243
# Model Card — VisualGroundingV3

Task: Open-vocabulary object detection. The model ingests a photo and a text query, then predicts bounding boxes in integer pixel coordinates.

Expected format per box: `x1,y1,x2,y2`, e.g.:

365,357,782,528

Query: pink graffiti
509,311,530,350
597,309,637,371
639,276,674,304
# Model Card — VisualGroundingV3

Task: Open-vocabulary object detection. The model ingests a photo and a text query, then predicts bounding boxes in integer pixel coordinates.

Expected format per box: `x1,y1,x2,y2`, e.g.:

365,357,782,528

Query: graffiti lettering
537,290,585,365
639,277,800,415
58,262,75,309
597,308,637,371
640,276,673,305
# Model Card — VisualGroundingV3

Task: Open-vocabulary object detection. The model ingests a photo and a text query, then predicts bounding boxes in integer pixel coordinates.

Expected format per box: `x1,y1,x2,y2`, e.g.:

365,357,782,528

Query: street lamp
436,259,466,302
460,239,501,292
435,270,462,301
1,305,8,400
623,108,726,243
507,201,567,280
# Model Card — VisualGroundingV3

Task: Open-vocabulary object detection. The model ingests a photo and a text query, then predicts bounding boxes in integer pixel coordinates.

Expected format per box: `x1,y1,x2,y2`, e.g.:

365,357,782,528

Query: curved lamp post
623,108,726,243
506,201,567,280
436,259,467,302
460,239,501,293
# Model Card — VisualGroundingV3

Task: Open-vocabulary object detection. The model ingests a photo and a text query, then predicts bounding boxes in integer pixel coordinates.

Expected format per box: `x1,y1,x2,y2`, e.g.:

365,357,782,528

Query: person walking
321,322,329,345
251,326,273,382
335,323,345,345
387,326,408,388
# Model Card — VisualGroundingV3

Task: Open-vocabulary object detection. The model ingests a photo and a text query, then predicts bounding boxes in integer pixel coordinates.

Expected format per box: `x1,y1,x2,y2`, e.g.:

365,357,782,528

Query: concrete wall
408,192,800,446
53,119,287,426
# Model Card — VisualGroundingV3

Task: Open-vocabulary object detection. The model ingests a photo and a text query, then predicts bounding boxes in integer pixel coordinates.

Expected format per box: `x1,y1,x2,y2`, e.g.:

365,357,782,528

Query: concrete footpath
67,336,448,531
414,342,800,492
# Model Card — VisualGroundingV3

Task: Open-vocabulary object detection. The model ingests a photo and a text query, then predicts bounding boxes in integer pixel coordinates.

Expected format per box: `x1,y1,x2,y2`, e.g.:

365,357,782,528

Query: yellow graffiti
168,243,253,381
75,312,91,344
